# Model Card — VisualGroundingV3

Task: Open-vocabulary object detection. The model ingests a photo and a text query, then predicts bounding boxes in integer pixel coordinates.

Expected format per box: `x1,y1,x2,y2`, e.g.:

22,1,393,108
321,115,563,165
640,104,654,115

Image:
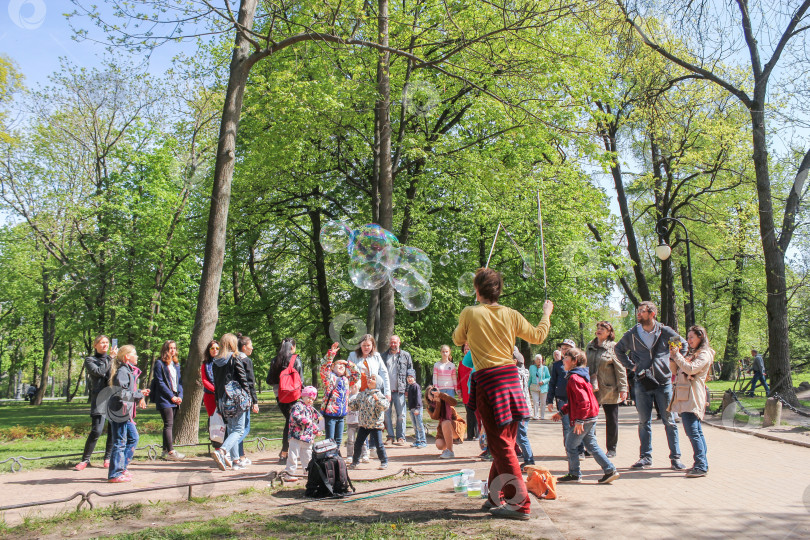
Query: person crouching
281,386,322,483
348,375,390,470
425,384,466,459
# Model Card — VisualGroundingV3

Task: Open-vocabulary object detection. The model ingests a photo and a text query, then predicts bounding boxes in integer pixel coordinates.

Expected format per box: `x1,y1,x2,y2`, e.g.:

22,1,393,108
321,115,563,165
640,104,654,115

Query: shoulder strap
314,458,335,496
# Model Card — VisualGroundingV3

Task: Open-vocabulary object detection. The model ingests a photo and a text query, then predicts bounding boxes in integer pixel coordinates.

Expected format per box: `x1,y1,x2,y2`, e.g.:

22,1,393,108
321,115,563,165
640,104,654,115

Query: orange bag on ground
524,465,557,500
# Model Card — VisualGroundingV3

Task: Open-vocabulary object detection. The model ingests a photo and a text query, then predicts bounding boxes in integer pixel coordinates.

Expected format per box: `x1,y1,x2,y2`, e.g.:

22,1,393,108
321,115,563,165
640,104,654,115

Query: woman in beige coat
585,321,628,458
668,325,713,478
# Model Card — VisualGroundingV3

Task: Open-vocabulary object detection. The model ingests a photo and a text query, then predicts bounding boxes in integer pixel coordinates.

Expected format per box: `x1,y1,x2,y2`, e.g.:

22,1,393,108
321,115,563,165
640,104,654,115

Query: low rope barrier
0,436,283,473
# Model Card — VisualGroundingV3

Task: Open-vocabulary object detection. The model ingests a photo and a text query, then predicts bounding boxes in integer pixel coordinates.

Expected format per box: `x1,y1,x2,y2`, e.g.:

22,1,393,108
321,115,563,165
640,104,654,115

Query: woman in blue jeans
212,333,250,470
668,325,713,478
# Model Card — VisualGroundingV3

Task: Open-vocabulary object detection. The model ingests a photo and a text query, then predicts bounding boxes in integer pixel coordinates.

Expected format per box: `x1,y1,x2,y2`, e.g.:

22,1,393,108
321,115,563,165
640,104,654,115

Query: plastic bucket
453,475,468,493
460,468,475,483
467,480,483,498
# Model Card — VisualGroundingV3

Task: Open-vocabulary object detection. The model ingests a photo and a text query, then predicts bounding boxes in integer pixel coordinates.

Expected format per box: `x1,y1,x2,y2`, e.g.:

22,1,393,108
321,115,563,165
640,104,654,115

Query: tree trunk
721,252,745,380
174,0,259,444
749,105,795,404
374,0,396,348
309,207,333,344
65,342,72,399
34,267,57,406
600,117,651,301
660,256,677,331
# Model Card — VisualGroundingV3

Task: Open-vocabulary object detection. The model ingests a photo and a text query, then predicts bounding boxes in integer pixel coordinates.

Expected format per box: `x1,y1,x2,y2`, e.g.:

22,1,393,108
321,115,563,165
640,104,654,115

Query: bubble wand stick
537,191,548,301
485,223,502,268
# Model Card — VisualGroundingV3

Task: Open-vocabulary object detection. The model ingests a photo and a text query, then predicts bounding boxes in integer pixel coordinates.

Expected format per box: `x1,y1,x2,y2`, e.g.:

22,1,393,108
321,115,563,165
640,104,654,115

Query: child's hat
334,359,348,366
302,386,318,399
406,369,416,378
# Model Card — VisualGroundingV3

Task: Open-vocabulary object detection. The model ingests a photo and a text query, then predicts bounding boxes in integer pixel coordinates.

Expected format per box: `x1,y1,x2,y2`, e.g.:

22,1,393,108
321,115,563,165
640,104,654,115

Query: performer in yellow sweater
453,268,553,521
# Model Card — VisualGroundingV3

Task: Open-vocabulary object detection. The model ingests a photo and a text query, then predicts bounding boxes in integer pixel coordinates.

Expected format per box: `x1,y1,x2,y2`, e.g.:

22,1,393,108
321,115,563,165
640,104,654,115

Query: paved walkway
1,407,808,538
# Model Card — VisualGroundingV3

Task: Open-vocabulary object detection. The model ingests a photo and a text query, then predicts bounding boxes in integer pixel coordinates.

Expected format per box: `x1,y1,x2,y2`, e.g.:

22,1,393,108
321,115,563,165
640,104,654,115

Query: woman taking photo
152,340,185,461
669,325,713,478
452,268,553,521
585,321,627,458
74,335,117,471
266,338,302,462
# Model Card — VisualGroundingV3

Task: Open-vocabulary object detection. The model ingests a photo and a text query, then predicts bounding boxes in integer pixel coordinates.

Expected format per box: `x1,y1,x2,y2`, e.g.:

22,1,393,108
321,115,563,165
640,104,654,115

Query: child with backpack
552,347,620,484
406,369,427,448
348,374,390,470
320,342,360,452
280,386,322,482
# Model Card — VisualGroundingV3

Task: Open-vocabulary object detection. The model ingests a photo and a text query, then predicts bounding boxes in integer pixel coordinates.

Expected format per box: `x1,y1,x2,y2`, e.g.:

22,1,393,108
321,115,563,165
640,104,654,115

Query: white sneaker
241,457,252,466
232,463,244,470
360,456,370,463
439,449,455,459
379,462,388,470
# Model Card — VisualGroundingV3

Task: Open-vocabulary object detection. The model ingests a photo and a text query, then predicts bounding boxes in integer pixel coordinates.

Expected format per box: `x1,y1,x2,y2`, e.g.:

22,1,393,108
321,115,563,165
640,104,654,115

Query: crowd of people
72,269,718,521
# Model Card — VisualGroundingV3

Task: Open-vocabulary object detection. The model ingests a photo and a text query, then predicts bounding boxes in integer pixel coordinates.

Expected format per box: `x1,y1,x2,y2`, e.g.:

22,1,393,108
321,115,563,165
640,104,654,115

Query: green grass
0,392,287,473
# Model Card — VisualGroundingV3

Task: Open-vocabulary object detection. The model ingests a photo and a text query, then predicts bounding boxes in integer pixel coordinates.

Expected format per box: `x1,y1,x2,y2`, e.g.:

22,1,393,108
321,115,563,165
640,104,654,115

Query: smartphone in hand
111,338,118,350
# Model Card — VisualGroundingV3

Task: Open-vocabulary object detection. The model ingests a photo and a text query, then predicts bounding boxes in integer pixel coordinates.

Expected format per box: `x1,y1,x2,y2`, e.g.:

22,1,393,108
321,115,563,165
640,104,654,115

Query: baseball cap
557,339,576,348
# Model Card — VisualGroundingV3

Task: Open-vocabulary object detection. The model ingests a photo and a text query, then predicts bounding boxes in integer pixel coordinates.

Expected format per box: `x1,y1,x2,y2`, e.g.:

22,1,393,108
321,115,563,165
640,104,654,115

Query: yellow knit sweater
452,304,550,371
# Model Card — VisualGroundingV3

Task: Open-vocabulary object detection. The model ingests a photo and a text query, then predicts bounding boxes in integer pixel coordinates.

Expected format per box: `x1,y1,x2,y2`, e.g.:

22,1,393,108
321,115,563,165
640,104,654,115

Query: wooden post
763,397,782,428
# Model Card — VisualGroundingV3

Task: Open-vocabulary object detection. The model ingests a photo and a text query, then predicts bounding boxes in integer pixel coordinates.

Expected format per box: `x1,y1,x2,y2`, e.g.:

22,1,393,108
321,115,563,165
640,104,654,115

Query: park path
1,407,809,539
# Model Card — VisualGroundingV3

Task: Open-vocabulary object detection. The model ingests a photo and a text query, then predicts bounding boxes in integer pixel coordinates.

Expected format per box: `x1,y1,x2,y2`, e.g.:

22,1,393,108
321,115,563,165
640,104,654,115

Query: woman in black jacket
235,333,259,468
75,335,117,471
212,333,251,471
266,337,302,462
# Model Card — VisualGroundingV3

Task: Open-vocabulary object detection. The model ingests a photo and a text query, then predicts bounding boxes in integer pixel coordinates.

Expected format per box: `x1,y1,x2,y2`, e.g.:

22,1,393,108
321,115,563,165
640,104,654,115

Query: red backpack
277,355,302,403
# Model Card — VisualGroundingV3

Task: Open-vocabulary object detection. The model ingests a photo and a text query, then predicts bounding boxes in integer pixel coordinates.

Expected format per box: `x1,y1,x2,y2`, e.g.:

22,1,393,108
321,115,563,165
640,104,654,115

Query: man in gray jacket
382,335,413,445
748,349,769,396
614,301,686,470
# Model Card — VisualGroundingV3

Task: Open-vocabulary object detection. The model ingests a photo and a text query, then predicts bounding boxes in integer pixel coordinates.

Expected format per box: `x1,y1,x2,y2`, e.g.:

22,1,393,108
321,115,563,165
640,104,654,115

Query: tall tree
616,0,810,404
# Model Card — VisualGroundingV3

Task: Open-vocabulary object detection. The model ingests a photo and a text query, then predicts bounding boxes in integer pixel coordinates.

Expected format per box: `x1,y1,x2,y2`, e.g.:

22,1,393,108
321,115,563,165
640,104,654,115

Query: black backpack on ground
304,441,355,498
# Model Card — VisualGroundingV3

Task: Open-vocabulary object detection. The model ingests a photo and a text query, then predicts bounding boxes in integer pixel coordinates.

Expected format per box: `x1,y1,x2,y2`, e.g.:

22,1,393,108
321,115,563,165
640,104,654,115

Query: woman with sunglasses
201,340,223,456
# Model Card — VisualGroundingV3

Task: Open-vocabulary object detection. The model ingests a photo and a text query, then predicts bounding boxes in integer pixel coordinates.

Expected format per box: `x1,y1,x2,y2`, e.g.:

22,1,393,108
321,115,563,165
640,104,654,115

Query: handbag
530,383,541,393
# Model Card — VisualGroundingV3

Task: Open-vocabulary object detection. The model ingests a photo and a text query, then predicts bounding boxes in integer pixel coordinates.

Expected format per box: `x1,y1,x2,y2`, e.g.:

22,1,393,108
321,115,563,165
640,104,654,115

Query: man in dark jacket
382,335,413,445
75,337,115,471
614,301,686,470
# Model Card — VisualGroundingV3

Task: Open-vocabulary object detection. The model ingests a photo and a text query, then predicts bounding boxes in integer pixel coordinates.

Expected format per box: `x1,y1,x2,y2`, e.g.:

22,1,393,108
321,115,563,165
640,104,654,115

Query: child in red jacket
552,347,619,484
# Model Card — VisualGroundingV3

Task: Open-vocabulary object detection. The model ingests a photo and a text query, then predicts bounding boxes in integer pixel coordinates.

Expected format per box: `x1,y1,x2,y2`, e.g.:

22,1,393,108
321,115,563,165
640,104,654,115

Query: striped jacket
469,363,529,426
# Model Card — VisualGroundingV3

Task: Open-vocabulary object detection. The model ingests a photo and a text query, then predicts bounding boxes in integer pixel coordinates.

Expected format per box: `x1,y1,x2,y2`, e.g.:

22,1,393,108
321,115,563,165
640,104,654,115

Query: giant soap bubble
348,259,390,290
389,246,432,279
439,253,451,266
390,265,430,297
458,271,476,297
401,283,432,311
320,220,351,254
349,224,399,268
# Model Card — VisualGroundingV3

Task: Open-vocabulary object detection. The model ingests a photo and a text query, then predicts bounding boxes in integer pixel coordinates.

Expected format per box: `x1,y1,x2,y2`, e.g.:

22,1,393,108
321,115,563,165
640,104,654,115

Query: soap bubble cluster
320,221,432,311
458,271,476,297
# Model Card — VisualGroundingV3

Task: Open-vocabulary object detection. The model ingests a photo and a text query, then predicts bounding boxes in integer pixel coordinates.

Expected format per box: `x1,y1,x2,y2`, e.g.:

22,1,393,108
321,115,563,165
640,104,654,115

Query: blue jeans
385,392,407,440
324,415,345,447
352,427,387,465
516,418,534,464
108,420,138,479
221,411,246,462
440,389,456,398
565,419,615,477
750,371,769,395
409,408,426,445
237,410,251,457
557,399,583,454
635,383,681,460
680,412,708,471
